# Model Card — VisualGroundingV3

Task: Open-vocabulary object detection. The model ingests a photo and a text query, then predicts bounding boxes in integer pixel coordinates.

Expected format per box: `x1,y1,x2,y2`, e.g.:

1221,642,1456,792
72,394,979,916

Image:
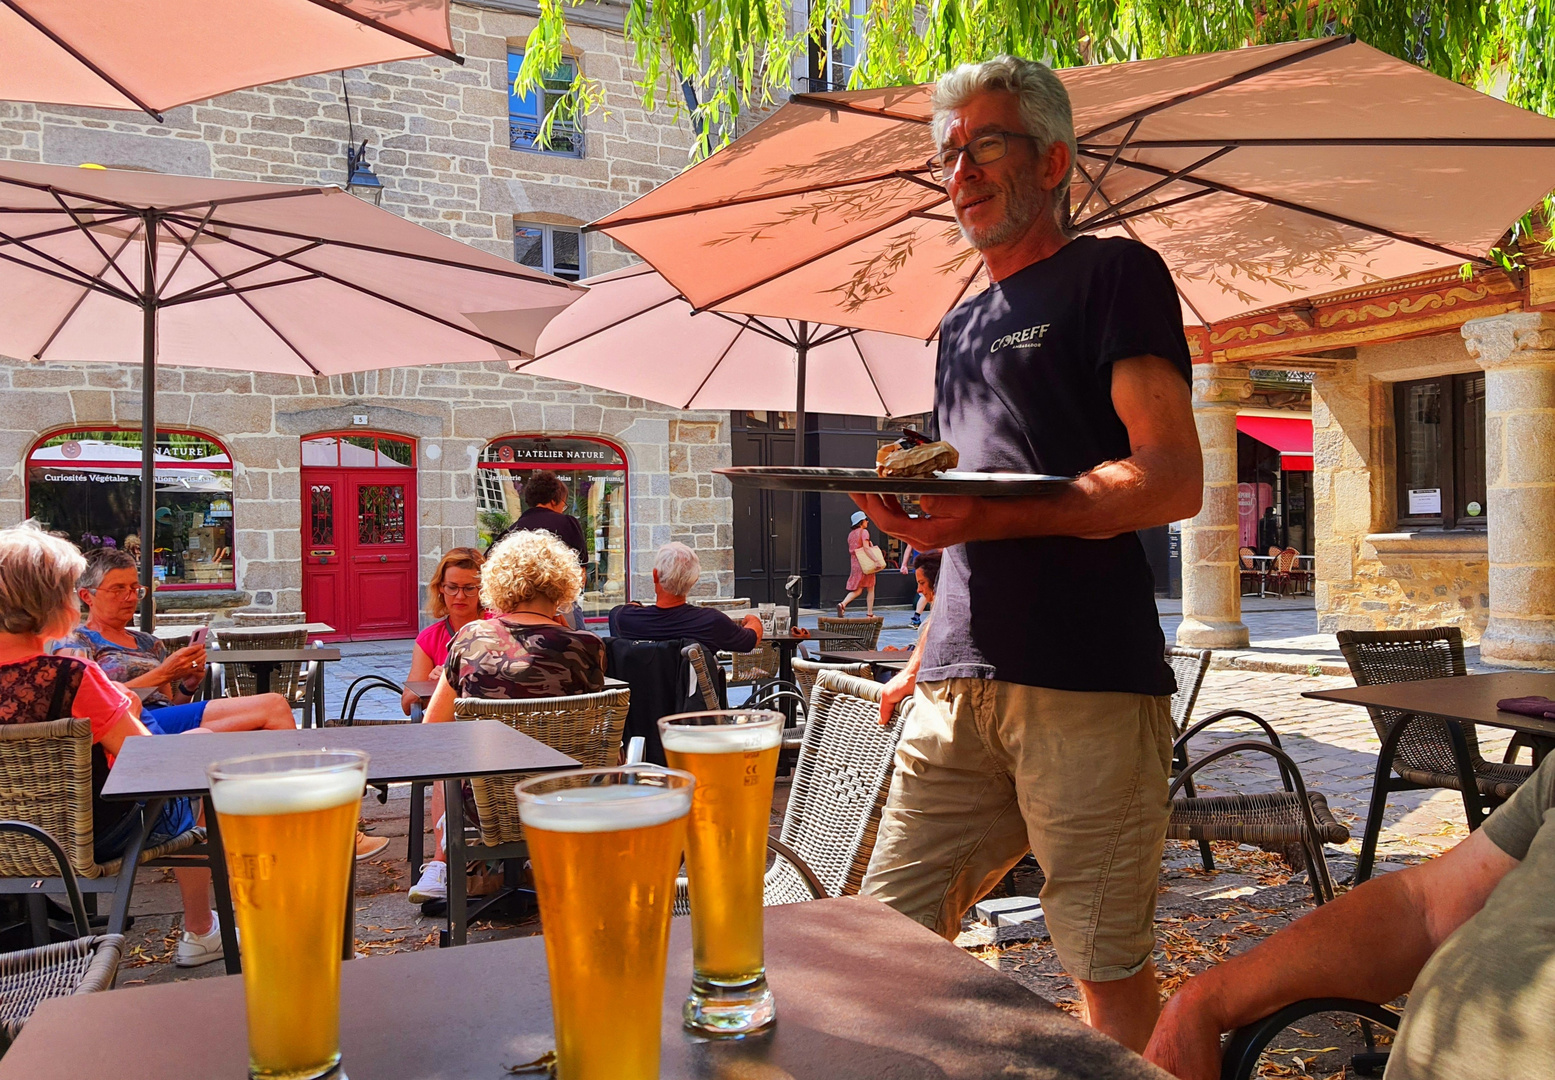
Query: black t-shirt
489,506,588,565
608,603,758,653
919,235,1190,696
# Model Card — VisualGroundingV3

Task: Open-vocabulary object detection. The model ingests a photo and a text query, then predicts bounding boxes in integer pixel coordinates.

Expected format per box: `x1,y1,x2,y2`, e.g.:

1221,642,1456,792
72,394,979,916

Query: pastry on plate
876,431,959,478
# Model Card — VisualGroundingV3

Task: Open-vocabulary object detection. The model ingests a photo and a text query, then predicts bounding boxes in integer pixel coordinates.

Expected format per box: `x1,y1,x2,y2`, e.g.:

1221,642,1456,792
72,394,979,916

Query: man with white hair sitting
608,541,764,653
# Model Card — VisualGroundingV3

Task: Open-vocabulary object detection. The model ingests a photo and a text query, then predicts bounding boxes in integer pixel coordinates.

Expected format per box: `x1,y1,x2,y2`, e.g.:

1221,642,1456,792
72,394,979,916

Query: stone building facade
0,1,738,633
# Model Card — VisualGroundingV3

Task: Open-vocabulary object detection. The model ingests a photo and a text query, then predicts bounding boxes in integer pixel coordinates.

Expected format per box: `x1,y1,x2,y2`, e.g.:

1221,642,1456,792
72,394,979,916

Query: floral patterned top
443,616,605,700
55,627,175,706
0,653,134,741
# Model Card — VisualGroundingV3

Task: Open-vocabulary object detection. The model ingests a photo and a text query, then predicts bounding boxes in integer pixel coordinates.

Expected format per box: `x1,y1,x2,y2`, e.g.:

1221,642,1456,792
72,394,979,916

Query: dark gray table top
100,720,578,800
0,896,1168,1080
207,648,342,663
1303,671,1555,739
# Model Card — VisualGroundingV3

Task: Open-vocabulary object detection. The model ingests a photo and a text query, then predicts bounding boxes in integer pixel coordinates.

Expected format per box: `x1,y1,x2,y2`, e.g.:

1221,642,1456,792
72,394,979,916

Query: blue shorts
94,796,199,862
143,700,208,735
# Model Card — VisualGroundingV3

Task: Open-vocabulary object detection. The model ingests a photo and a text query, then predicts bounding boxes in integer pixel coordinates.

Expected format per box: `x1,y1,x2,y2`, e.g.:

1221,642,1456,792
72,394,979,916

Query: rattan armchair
1167,709,1351,905
681,645,725,711
0,719,203,938
673,670,911,916
1238,547,1266,597
1164,646,1215,867
209,626,322,726
0,821,124,1053
1336,627,1532,882
811,615,884,654
696,597,751,611
442,688,630,946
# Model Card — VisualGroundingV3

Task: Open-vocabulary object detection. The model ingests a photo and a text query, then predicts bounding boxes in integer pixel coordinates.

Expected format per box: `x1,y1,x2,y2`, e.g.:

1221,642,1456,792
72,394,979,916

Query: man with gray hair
852,56,1203,1051
607,541,764,652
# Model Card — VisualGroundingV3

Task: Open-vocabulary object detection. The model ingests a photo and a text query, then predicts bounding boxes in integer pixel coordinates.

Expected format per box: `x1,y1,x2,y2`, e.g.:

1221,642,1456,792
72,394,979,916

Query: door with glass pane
300,434,418,641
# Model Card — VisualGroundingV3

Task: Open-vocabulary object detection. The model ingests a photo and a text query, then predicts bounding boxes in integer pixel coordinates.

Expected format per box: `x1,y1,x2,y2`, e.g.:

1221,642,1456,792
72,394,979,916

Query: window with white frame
805,1,866,91
508,51,581,157
514,221,584,281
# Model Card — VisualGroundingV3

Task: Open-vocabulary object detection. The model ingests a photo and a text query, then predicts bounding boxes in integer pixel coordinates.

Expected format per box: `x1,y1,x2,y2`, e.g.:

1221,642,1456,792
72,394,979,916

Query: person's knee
263,694,295,727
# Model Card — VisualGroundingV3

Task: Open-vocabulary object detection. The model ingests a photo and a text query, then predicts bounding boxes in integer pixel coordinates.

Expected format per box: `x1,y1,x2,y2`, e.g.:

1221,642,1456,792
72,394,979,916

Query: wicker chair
442,688,631,946
673,670,911,916
230,611,308,627
0,719,203,938
811,614,884,654
696,597,751,611
1221,999,1400,1080
0,821,124,1053
1167,709,1351,905
209,626,322,726
682,645,725,711
792,658,872,704
1336,627,1532,883
1283,547,1314,596
1164,646,1215,867
1238,547,1266,597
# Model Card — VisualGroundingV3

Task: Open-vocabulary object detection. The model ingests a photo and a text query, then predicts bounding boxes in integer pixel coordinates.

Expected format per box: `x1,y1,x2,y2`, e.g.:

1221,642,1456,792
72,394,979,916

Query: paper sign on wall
1408,488,1442,515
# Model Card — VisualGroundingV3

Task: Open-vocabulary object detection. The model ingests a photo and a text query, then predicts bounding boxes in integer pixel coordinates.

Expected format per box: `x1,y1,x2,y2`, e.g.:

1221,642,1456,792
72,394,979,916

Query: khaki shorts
861,677,1174,982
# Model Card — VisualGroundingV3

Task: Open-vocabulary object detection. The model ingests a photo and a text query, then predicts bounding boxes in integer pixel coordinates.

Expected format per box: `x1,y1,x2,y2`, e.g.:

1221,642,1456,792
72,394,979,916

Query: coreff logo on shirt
990,323,1052,353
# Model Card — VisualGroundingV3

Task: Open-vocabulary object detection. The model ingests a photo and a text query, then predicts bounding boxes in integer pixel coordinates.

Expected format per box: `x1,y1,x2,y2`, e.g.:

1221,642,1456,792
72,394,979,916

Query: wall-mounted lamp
345,139,384,205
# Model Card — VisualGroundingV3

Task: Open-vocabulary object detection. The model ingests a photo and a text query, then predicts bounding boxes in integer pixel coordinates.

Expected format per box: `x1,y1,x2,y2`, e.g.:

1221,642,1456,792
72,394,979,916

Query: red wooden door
300,434,418,641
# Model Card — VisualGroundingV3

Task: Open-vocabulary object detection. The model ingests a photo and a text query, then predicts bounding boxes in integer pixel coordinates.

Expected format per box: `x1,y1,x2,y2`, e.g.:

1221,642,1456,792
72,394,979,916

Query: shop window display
477,435,628,617
26,429,235,589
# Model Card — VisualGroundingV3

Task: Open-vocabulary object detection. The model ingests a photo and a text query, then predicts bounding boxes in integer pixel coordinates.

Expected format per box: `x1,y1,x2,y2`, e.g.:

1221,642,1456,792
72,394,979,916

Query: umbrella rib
160,229,325,304
587,170,941,232
1074,119,1140,220
156,187,330,216
159,273,320,307
0,0,164,120
511,292,685,369
301,0,464,64
0,224,138,303
178,240,323,375
0,245,130,299
208,227,542,357
848,330,892,416
707,310,800,348
1081,187,1216,230
1076,148,1488,264
48,189,140,295
1071,146,1233,232
1076,34,1354,143
0,174,146,215
689,195,951,313
157,204,220,293
681,319,753,408
809,324,856,347
942,260,985,326
161,210,579,289
788,93,933,126
31,228,139,360
1088,136,1555,149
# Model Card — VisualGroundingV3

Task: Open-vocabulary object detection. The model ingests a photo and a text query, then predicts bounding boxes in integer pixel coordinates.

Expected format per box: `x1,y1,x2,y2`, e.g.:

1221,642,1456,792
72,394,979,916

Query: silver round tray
715,466,1073,497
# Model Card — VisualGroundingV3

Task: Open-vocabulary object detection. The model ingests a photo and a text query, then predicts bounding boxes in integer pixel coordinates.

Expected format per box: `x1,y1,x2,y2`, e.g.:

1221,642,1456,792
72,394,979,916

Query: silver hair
931,55,1076,232
81,546,138,592
0,522,86,637
653,541,701,598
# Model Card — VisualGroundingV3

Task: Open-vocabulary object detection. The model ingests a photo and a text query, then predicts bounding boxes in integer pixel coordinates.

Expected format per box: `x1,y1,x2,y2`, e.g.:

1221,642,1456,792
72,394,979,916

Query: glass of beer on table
516,766,695,1079
658,709,784,1035
206,750,368,1080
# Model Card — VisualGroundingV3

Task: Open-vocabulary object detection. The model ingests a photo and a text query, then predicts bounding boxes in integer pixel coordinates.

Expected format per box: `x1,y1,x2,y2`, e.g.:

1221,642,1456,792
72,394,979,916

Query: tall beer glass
207,750,368,1080
658,710,783,1035
516,767,694,1080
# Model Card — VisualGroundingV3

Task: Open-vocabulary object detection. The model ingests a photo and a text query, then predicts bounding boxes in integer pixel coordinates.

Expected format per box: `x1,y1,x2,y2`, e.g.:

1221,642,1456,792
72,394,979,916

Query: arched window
478,435,629,615
26,428,235,590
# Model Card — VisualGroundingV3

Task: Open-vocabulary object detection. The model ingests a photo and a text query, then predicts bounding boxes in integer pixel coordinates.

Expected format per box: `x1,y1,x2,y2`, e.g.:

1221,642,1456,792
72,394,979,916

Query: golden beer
659,710,783,1035
517,768,694,1080
208,751,368,1080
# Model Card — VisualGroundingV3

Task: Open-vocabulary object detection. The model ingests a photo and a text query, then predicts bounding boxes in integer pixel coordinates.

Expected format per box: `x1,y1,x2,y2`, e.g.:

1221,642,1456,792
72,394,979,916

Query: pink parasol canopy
0,0,459,120
0,160,582,625
591,37,1555,338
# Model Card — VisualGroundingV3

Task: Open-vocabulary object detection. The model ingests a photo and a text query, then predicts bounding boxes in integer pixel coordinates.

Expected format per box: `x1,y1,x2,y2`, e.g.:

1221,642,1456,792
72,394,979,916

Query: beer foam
518,783,692,833
210,770,365,816
659,723,782,755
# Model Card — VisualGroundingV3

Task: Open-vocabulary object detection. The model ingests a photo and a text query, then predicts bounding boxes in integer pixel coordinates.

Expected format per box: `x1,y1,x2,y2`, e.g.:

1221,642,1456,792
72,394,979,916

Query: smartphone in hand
189,626,209,647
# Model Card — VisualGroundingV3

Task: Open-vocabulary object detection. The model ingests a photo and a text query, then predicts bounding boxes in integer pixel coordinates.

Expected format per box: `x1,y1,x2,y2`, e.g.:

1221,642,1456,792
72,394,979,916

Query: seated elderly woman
407,529,606,906
0,524,227,967
55,548,294,734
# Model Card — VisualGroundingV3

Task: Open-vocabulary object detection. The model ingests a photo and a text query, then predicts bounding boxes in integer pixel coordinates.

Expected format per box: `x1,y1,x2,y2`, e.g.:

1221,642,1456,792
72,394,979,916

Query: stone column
1177,363,1253,649
1463,311,1555,667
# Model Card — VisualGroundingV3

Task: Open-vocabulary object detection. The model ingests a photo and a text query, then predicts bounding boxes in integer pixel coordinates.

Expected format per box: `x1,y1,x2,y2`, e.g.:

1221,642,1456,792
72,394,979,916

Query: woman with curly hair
407,529,605,906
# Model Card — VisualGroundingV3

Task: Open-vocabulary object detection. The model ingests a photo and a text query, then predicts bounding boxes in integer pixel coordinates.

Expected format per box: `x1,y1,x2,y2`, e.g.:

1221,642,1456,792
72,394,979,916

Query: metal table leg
202,795,242,975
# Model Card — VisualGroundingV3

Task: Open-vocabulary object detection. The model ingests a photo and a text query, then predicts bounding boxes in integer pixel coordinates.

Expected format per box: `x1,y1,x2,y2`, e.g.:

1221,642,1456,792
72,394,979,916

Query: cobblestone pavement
108,601,1514,1078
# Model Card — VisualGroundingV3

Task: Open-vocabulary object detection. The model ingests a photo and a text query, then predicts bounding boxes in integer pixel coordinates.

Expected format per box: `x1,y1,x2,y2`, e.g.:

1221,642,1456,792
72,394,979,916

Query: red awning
1237,415,1313,472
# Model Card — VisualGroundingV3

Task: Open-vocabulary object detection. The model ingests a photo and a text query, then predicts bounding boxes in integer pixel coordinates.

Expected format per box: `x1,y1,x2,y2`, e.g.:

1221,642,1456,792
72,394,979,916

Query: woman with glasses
56,548,295,736
400,546,485,715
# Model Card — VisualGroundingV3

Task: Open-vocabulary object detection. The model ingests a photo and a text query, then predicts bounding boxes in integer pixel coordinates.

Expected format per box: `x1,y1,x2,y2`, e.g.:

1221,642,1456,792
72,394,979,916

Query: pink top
416,615,490,667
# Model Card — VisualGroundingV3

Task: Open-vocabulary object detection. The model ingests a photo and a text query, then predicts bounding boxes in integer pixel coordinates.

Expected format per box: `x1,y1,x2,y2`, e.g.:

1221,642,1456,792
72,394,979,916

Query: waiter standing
854,56,1203,1053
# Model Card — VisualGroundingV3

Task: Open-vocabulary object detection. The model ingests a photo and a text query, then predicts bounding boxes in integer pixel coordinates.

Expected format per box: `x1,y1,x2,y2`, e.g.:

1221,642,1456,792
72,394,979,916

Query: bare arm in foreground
1145,829,1519,1080
852,353,1202,551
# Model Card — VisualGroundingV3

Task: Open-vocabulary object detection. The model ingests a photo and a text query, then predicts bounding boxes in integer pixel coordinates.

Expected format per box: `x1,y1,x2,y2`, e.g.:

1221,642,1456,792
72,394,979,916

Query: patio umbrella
589,36,1555,338
0,160,583,627
0,0,459,121
508,263,937,616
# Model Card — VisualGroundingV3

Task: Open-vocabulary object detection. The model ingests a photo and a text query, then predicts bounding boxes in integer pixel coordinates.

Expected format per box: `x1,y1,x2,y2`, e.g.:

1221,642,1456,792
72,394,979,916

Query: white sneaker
408,861,448,905
175,910,226,968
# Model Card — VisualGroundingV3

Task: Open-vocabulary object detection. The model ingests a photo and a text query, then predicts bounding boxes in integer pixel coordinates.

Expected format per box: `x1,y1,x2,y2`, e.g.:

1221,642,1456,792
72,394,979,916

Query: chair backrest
455,687,631,847
1335,627,1485,773
1164,647,1212,736
1275,548,1298,574
211,627,307,699
681,645,722,710
729,642,779,683
1239,547,1256,570
1267,546,1281,558
767,670,909,904
0,718,97,880
815,615,884,650
697,597,751,611
231,612,308,627
792,658,872,703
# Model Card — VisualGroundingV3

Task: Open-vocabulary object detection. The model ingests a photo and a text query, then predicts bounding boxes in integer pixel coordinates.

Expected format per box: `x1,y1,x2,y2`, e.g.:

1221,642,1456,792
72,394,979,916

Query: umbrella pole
786,321,808,627
139,215,158,632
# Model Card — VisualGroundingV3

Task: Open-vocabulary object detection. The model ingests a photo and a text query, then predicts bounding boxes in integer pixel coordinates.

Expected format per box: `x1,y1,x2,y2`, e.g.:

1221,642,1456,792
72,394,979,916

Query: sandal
836,603,846,617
